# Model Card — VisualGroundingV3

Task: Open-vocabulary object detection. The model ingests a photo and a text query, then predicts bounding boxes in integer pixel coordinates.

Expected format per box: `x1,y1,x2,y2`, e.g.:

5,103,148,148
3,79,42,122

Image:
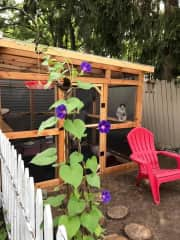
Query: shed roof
0,38,154,73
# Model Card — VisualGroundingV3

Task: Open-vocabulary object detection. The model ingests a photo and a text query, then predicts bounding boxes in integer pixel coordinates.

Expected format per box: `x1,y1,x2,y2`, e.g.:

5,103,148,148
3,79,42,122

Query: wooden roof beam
0,71,140,85
0,38,154,73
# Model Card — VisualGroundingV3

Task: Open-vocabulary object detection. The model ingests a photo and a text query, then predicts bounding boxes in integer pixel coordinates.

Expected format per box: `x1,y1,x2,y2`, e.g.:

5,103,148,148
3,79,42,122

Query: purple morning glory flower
98,120,111,133
55,104,67,119
101,190,111,204
80,61,92,73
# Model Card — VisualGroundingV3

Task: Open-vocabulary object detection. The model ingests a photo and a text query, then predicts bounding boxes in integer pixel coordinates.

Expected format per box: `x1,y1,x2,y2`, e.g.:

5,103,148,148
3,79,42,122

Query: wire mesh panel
1,80,54,131
108,86,137,124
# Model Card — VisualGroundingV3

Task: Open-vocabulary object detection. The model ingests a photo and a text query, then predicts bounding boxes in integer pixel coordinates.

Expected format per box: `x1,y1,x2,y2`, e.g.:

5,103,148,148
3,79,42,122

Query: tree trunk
161,0,178,80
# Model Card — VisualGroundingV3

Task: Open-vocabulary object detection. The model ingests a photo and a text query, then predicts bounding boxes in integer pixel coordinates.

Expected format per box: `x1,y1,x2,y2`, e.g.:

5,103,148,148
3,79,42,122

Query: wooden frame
0,38,154,188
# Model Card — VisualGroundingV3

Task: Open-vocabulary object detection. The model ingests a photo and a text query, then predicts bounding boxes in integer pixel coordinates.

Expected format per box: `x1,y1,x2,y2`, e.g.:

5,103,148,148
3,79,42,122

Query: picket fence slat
56,225,68,240
29,177,35,235
35,189,43,240
44,205,53,240
0,131,67,240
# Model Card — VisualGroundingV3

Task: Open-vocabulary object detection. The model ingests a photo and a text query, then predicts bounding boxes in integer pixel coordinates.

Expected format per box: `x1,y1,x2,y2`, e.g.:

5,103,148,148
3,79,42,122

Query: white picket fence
0,130,67,240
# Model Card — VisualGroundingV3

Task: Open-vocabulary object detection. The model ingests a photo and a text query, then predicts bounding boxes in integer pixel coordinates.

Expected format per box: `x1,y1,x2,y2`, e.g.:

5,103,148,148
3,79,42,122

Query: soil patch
101,156,180,240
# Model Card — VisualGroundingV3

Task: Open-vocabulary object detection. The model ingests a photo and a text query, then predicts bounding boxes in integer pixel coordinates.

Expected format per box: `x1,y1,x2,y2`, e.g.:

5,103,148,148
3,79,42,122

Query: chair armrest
157,151,180,160
157,151,180,168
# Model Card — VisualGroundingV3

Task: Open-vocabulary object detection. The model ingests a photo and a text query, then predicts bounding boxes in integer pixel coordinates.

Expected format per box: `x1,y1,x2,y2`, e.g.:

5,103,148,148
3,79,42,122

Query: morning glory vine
31,57,111,240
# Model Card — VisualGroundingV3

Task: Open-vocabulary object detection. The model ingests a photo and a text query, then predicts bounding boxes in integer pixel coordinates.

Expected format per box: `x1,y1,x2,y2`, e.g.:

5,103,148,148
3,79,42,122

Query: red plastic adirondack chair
127,127,180,205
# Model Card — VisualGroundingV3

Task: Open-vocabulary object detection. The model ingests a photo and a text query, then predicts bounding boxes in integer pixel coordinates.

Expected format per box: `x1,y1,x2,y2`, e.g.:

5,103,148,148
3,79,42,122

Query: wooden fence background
0,131,67,240
142,80,180,150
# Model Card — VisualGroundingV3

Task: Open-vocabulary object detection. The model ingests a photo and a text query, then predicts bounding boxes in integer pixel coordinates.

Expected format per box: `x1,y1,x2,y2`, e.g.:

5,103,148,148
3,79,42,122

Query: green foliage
49,97,84,113
0,228,7,240
80,207,102,234
30,57,107,239
31,147,57,166
44,194,65,208
94,224,104,237
69,151,83,165
58,215,81,239
86,156,100,188
42,57,68,84
67,195,86,216
77,81,94,90
49,72,62,82
86,156,98,173
0,220,7,240
38,116,57,131
86,173,100,189
64,119,86,140
83,236,95,240
66,97,84,112
60,163,83,189
49,99,67,110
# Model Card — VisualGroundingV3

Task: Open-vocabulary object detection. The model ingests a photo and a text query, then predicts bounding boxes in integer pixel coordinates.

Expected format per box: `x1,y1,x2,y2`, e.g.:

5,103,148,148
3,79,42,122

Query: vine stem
77,140,81,153
77,139,91,210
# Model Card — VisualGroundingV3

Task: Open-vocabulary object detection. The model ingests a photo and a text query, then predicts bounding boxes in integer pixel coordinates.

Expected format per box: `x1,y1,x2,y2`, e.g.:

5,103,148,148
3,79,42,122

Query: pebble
124,223,152,240
107,205,129,219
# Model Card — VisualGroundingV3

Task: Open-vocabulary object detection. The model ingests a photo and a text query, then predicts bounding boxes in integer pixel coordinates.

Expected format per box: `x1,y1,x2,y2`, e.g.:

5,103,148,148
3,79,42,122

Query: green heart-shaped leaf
49,99,66,110
66,97,84,112
44,194,65,207
49,97,84,114
38,116,58,131
86,156,98,173
31,147,57,166
60,163,83,188
58,215,80,239
64,119,86,140
49,71,61,81
86,173,100,188
94,224,104,237
80,208,100,234
68,195,86,216
77,81,94,90
92,205,103,219
70,151,83,165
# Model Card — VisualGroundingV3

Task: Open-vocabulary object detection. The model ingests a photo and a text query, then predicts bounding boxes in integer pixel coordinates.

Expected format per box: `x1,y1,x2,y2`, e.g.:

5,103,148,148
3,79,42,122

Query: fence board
0,131,67,240
35,189,43,240
143,80,180,149
56,225,68,240
44,205,53,240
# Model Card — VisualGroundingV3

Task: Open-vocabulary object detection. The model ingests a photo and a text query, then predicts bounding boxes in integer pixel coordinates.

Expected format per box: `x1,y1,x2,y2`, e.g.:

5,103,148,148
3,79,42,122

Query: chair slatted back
127,127,159,170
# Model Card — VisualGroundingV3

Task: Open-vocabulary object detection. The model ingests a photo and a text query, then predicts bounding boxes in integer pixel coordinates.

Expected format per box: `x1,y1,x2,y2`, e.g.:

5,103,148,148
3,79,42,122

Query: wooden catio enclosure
0,38,154,188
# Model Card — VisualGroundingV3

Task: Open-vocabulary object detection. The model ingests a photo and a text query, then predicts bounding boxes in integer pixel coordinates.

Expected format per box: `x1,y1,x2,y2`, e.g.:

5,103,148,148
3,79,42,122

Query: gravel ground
101,156,180,240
